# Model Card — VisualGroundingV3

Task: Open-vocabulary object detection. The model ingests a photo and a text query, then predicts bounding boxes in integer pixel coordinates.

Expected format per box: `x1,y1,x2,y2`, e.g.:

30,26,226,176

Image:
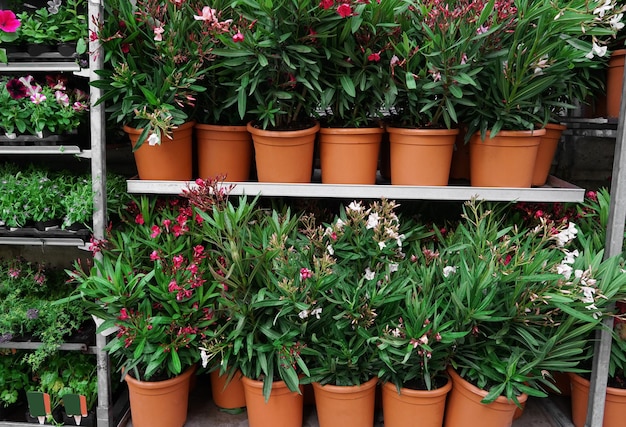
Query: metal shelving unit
0,0,113,425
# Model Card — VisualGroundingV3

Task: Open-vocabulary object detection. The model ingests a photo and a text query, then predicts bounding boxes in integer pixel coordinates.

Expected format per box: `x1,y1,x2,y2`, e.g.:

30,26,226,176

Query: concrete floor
126,375,574,427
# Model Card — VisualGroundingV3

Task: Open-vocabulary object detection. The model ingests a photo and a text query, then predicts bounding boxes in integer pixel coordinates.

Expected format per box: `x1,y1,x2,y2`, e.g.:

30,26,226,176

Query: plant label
26,391,51,425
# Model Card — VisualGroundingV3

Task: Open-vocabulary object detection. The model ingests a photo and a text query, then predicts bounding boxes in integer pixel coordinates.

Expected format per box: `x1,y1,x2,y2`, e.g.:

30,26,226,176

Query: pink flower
150,225,161,238
55,91,70,106
233,31,244,42
30,92,46,104
153,25,164,41
135,214,144,225
194,6,218,23
337,3,352,17
0,10,21,32
168,280,179,292
162,219,171,231
300,268,312,280
150,250,160,261
118,308,129,320
367,52,381,62
172,255,184,269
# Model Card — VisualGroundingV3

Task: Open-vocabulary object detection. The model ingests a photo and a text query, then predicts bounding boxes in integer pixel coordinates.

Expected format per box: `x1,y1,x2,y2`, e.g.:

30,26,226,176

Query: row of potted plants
0,349,98,426
0,163,129,230
0,0,88,64
0,258,90,373
0,73,89,140
92,0,625,187
67,179,626,427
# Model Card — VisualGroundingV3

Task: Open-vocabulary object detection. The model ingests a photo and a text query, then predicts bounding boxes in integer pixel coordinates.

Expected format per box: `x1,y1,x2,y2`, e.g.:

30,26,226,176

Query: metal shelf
0,341,97,354
0,62,83,72
0,237,88,248
127,175,585,203
0,146,90,157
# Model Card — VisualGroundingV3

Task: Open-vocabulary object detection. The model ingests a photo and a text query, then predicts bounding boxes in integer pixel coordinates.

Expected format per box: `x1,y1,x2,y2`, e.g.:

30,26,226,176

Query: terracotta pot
124,365,196,427
247,121,319,183
381,379,451,427
319,126,383,184
241,377,303,427
124,121,194,181
607,49,626,119
444,367,528,427
195,124,252,181
469,129,545,188
210,369,246,410
569,373,626,427
387,127,458,185
532,123,566,187
312,377,378,427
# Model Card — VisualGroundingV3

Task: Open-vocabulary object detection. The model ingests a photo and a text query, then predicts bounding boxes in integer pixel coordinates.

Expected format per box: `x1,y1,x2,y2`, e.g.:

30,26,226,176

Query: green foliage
16,0,87,46
0,260,89,371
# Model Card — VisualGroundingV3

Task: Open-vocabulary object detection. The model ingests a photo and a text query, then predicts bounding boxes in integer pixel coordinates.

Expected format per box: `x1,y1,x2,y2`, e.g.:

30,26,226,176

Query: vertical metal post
586,53,626,427
88,0,111,426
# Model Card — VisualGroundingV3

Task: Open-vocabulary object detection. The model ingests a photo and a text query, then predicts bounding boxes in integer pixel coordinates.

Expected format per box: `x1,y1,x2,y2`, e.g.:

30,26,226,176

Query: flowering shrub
92,0,217,148
441,199,626,404
0,9,20,63
317,0,402,127
387,0,516,128
298,199,430,386
468,0,626,137
376,239,468,391
0,74,88,138
69,188,230,381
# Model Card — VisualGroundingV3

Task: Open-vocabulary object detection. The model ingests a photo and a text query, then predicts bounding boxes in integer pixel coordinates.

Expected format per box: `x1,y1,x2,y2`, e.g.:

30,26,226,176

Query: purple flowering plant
0,74,89,138
68,178,231,381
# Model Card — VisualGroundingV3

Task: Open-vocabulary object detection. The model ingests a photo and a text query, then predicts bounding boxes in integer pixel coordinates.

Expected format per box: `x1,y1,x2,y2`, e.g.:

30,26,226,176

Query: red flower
319,0,334,9
337,3,352,17
118,308,129,320
135,213,145,225
367,51,381,62
121,43,130,54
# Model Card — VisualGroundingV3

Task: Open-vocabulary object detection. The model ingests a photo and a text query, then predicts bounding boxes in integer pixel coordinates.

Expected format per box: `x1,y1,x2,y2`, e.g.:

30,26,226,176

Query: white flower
586,40,608,59
389,263,398,273
335,218,345,229
378,241,386,250
611,13,625,31
311,307,322,319
364,267,375,280
593,0,613,18
443,266,457,278
581,286,596,304
298,309,309,319
147,133,161,146
575,269,584,279
348,201,363,212
562,249,579,265
327,244,334,255
200,348,210,369
397,234,405,248
557,263,573,280
366,212,380,229
391,327,402,338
